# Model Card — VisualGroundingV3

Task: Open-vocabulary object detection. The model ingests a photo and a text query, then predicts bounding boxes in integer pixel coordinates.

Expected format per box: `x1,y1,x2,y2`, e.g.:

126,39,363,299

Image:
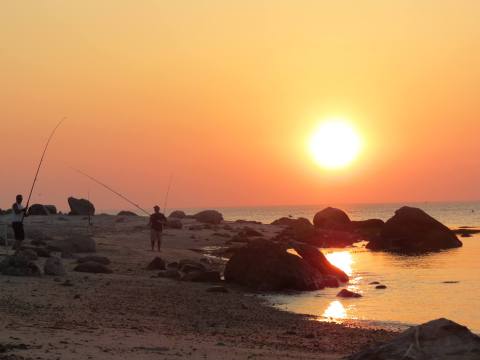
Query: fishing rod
22,117,67,223
72,168,150,216
163,173,173,214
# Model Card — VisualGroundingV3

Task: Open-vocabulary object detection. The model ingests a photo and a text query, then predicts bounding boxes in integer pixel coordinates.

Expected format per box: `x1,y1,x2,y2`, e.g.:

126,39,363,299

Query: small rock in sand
337,289,362,298
146,257,166,270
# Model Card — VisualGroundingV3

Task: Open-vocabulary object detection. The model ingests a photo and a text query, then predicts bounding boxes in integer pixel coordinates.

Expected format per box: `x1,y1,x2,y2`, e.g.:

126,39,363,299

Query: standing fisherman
12,194,28,249
149,205,167,252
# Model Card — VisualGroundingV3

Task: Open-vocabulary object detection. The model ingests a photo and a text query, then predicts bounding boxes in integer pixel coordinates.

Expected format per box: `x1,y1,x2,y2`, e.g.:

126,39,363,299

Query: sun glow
310,119,362,169
325,251,353,276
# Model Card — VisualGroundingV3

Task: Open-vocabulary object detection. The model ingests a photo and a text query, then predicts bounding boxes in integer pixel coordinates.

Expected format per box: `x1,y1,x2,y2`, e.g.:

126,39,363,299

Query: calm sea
196,202,480,333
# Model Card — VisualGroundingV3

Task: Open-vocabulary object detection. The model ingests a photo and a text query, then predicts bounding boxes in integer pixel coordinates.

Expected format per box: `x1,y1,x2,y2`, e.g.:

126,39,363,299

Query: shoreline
0,214,398,359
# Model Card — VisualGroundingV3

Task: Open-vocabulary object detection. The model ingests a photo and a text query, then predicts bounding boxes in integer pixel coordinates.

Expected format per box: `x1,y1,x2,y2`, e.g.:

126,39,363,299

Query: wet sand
0,215,395,359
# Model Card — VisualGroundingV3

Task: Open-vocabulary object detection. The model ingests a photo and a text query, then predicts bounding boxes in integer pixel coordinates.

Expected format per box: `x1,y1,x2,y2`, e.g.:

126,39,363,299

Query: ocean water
211,202,480,333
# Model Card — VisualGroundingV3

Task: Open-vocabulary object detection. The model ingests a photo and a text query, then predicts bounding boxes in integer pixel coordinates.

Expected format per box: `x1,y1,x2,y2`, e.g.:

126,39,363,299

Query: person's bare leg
157,235,162,252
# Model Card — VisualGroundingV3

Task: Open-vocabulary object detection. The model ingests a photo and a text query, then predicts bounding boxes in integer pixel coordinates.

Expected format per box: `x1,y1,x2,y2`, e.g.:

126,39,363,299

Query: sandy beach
0,214,396,360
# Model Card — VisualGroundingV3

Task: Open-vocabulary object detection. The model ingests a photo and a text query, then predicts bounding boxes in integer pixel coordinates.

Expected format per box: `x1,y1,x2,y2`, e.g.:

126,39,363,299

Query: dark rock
313,207,351,230
348,318,480,360
375,285,387,289
44,257,66,276
169,210,186,219
367,207,462,253
273,217,360,248
74,261,112,274
68,197,95,216
78,256,111,265
292,243,348,283
48,236,96,253
207,286,229,293
224,239,327,291
351,219,385,230
117,210,138,216
28,204,57,215
337,289,362,298
166,219,183,229
322,275,340,288
369,281,380,285
193,210,224,225
239,227,263,237
146,257,166,270
0,254,41,276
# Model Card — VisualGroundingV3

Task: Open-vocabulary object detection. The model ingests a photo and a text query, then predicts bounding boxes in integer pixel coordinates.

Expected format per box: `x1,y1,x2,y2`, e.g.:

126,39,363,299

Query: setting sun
310,120,362,169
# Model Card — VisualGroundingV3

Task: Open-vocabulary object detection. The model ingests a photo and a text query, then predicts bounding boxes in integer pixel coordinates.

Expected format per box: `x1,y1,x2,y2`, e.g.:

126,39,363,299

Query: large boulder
28,204,57,216
0,254,41,276
313,207,351,230
348,318,480,360
68,197,95,216
193,210,223,225
292,243,348,282
224,239,347,291
44,257,66,276
169,210,186,219
367,207,462,253
48,236,96,254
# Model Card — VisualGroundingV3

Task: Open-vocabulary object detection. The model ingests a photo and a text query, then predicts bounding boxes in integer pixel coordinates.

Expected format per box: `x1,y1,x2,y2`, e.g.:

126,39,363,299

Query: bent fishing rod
22,117,67,223
163,173,173,214
72,168,150,216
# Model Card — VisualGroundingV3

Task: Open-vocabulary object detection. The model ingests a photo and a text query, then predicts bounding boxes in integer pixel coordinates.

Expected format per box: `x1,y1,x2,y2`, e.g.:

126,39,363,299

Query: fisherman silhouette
11,195,28,249
149,205,167,252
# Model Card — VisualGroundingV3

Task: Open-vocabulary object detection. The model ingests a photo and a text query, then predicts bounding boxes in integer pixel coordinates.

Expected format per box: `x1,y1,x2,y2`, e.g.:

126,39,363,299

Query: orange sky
1,1,480,211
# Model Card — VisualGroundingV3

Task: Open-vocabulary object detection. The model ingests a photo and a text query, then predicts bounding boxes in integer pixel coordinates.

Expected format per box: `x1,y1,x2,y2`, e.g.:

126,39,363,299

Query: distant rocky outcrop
193,210,223,225
169,210,186,219
68,197,95,216
28,204,57,216
117,210,138,217
348,318,480,360
224,239,348,291
367,207,462,253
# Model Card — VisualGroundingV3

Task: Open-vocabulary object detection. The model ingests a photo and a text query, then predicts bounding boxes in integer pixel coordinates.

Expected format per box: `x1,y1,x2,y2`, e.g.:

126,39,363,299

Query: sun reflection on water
322,300,347,321
325,251,353,276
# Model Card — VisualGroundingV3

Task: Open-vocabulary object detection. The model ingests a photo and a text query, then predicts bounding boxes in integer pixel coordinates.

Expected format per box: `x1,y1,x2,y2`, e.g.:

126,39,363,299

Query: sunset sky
2,1,480,212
